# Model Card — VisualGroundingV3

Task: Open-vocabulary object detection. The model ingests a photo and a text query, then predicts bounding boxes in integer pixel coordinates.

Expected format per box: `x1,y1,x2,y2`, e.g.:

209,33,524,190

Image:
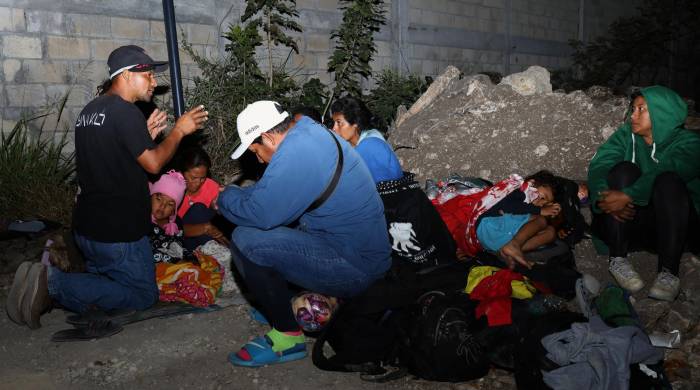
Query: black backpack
378,173,458,269
312,262,474,381
311,301,403,379
397,291,490,382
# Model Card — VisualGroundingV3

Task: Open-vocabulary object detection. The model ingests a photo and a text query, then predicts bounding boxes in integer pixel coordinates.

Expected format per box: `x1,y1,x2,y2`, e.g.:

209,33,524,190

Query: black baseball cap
107,45,168,79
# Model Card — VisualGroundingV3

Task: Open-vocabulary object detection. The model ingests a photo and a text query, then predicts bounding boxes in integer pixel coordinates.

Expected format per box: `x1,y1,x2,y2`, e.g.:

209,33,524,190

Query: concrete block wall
398,0,641,78
284,0,640,87
0,0,221,137
1,0,641,139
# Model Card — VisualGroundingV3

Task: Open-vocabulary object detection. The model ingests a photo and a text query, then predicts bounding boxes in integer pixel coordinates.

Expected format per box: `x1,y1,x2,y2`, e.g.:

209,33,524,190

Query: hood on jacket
639,85,688,149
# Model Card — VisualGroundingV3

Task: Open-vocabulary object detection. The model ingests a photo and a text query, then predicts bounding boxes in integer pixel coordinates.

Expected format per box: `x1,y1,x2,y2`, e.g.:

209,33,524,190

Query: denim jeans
231,226,379,331
48,234,158,313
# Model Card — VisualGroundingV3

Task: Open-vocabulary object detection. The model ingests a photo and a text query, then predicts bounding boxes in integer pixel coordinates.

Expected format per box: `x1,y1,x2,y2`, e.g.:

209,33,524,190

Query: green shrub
182,22,299,181
366,69,427,132
297,78,330,118
241,0,302,87
325,0,386,115
0,99,76,225
566,0,700,92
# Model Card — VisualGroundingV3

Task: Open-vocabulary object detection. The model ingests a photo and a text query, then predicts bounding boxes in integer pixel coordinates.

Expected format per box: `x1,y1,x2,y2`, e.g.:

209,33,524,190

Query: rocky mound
390,66,630,183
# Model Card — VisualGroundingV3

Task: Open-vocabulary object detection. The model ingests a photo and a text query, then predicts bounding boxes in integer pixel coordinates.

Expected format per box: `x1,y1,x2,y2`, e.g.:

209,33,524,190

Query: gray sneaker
609,257,644,293
648,272,680,302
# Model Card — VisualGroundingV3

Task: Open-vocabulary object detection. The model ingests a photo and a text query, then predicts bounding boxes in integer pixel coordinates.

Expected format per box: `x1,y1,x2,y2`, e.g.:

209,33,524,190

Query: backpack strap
311,305,391,375
306,128,344,213
311,329,353,372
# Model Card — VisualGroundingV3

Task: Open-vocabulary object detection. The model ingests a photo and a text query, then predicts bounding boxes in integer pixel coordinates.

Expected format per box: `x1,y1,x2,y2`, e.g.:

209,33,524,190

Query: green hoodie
588,85,700,213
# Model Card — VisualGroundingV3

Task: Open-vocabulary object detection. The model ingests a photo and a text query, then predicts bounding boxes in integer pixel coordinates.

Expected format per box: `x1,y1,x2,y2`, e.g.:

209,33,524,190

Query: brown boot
5,261,33,325
21,263,51,329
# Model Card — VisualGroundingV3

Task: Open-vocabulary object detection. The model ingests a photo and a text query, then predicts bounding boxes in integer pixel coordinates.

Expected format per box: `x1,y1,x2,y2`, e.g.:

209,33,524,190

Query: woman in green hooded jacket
588,85,700,302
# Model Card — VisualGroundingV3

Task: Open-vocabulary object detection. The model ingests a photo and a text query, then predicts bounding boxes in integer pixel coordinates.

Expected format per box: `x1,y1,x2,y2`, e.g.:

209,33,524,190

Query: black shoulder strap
306,129,344,213
311,322,352,372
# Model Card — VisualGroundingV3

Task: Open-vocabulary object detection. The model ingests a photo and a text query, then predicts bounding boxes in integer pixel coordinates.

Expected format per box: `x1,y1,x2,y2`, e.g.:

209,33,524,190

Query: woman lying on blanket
149,170,223,306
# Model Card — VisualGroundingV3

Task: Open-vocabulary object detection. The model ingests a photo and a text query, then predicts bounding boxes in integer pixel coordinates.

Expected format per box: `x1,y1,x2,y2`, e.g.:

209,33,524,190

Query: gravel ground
1,223,699,389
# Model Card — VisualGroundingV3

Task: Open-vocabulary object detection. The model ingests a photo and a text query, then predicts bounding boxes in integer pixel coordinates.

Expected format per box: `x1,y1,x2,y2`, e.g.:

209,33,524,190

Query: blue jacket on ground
217,116,392,277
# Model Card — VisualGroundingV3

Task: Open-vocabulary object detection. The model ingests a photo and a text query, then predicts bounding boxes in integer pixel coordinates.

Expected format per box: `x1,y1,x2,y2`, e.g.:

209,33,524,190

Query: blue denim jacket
218,116,391,277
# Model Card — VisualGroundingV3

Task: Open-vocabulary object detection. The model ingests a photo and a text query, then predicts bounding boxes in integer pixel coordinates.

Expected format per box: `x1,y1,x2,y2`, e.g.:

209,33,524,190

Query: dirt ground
0,289,519,390
0,229,697,389
0,260,515,390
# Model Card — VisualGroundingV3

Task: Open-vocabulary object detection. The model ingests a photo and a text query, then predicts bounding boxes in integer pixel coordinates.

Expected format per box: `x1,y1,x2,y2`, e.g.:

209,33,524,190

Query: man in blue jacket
217,100,391,367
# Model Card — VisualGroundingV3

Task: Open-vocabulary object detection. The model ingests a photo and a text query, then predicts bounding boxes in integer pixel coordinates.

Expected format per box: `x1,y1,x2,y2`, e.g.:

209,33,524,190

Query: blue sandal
228,335,306,367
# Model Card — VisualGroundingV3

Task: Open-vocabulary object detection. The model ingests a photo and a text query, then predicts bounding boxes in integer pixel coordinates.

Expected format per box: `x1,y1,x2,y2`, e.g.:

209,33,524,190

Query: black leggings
592,162,699,275
229,242,299,332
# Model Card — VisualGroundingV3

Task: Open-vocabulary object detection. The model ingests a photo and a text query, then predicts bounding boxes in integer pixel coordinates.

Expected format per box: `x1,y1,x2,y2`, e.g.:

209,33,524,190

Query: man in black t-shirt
6,45,208,329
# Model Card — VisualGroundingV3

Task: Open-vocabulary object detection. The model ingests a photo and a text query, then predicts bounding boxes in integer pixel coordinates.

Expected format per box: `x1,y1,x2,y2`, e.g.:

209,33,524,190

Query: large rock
395,65,462,128
499,65,552,96
389,66,629,183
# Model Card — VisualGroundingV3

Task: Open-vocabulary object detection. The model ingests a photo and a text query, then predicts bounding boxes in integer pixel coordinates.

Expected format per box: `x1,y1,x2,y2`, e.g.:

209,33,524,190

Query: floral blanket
155,251,223,307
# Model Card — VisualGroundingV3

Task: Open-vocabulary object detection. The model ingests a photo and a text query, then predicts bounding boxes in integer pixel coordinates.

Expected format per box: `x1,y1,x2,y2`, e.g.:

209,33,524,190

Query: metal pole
162,0,185,118
504,0,512,76
668,0,675,87
578,0,585,42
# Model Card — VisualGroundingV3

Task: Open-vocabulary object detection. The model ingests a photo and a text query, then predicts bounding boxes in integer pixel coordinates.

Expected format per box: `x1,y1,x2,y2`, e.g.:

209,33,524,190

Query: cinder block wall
0,0,639,140
0,0,222,139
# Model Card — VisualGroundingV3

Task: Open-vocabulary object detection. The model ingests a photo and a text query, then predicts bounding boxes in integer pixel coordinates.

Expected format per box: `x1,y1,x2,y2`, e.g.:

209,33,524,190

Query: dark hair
291,106,322,123
179,146,211,173
96,78,113,96
525,170,559,194
251,116,292,145
630,90,643,101
268,116,292,135
251,135,263,145
330,96,372,131
626,90,644,120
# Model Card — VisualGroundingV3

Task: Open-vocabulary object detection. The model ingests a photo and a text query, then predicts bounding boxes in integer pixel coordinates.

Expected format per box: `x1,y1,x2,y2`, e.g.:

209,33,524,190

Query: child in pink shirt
177,147,229,248
178,176,219,219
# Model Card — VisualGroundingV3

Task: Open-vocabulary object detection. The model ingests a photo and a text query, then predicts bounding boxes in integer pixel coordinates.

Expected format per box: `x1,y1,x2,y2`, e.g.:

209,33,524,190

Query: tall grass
0,93,76,225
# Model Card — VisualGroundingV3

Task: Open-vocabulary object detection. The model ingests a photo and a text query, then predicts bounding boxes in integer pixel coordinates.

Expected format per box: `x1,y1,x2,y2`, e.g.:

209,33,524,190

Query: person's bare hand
541,203,561,217
499,241,533,270
173,105,208,136
598,190,632,214
557,227,573,239
146,109,168,140
204,223,229,246
210,186,225,212
610,204,636,223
